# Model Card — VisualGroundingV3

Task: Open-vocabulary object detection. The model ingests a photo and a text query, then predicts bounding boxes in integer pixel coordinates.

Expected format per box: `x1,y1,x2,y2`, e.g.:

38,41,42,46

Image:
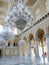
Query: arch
28,33,35,56
28,33,34,47
23,36,27,42
36,29,44,40
23,36,28,56
29,33,34,40
35,29,47,56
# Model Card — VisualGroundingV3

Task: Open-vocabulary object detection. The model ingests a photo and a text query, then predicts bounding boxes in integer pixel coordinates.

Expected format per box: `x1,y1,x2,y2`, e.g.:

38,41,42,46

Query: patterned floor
0,55,49,65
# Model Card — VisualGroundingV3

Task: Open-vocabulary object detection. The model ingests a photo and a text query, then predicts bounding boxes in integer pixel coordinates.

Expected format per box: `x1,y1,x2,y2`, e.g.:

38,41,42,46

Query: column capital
44,34,49,38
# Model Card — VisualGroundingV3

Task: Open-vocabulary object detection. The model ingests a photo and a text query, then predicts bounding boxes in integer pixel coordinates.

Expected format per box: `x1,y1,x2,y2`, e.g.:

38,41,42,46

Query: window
35,8,40,20
0,25,3,33
14,28,17,35
45,0,49,13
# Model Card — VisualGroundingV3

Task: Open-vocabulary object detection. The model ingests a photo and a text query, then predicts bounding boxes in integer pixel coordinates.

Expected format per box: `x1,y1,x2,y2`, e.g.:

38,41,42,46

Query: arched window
14,28,17,35
45,0,49,13
35,8,40,21
0,25,3,33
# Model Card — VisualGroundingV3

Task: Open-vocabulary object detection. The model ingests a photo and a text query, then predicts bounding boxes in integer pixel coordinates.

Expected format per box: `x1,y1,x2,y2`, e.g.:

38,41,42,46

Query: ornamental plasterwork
6,0,33,31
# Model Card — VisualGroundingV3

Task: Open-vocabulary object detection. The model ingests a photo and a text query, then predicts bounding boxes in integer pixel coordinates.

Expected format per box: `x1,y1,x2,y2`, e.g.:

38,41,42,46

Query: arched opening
0,49,2,57
23,37,28,56
29,34,34,41
36,29,44,39
29,33,35,57
0,38,7,57
23,37,27,42
18,39,25,56
36,29,47,57
42,37,48,56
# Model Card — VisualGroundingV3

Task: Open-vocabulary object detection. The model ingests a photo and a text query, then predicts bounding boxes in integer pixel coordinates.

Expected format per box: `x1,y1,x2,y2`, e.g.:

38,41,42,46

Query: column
22,45,25,60
27,38,31,57
44,20,49,59
27,38,32,65
44,34,49,58
34,37,39,57
22,45,25,56
41,40,45,56
19,45,22,61
18,40,25,61
17,46,20,56
2,46,5,57
19,45,22,56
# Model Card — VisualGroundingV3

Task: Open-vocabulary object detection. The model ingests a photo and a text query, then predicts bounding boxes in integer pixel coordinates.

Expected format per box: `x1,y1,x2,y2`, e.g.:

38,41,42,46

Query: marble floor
0,55,49,65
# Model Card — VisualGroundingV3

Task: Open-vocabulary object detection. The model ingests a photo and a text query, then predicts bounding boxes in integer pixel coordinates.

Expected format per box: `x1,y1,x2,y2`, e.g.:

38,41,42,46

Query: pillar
27,38,32,65
44,34,49,58
19,45,22,57
21,44,25,61
41,40,45,56
17,45,20,56
34,37,39,57
44,20,49,59
27,38,31,57
22,45,25,56
2,46,6,57
18,40,25,60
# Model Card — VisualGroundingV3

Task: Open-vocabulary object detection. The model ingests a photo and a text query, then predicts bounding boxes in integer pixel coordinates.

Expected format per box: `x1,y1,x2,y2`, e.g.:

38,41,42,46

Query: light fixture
6,0,33,30
0,23,14,41
18,39,25,46
0,36,8,46
0,25,3,34
14,28,17,35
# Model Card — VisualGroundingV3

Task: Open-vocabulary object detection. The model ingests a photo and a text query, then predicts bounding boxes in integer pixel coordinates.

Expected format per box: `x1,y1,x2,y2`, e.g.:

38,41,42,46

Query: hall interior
0,0,49,65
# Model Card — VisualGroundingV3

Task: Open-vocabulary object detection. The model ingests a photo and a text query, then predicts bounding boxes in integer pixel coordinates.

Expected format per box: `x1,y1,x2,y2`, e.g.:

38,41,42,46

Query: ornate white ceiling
6,0,34,31
0,0,37,23
0,0,37,34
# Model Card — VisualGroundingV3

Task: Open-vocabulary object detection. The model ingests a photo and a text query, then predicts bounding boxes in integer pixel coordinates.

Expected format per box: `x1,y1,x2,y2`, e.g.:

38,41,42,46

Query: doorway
0,49,2,57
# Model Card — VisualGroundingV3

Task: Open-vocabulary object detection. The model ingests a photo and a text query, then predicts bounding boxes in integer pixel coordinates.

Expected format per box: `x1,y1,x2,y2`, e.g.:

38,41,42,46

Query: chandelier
0,37,8,46
0,23,14,41
0,0,33,42
18,39,25,46
6,0,33,30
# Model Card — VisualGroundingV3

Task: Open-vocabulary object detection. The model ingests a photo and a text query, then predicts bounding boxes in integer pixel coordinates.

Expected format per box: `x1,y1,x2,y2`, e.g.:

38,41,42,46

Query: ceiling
0,0,37,35
0,0,37,25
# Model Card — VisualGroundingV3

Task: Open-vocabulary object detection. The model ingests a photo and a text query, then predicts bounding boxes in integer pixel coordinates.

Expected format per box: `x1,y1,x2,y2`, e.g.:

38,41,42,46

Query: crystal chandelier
6,0,33,30
0,37,8,46
0,23,14,41
18,39,25,46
